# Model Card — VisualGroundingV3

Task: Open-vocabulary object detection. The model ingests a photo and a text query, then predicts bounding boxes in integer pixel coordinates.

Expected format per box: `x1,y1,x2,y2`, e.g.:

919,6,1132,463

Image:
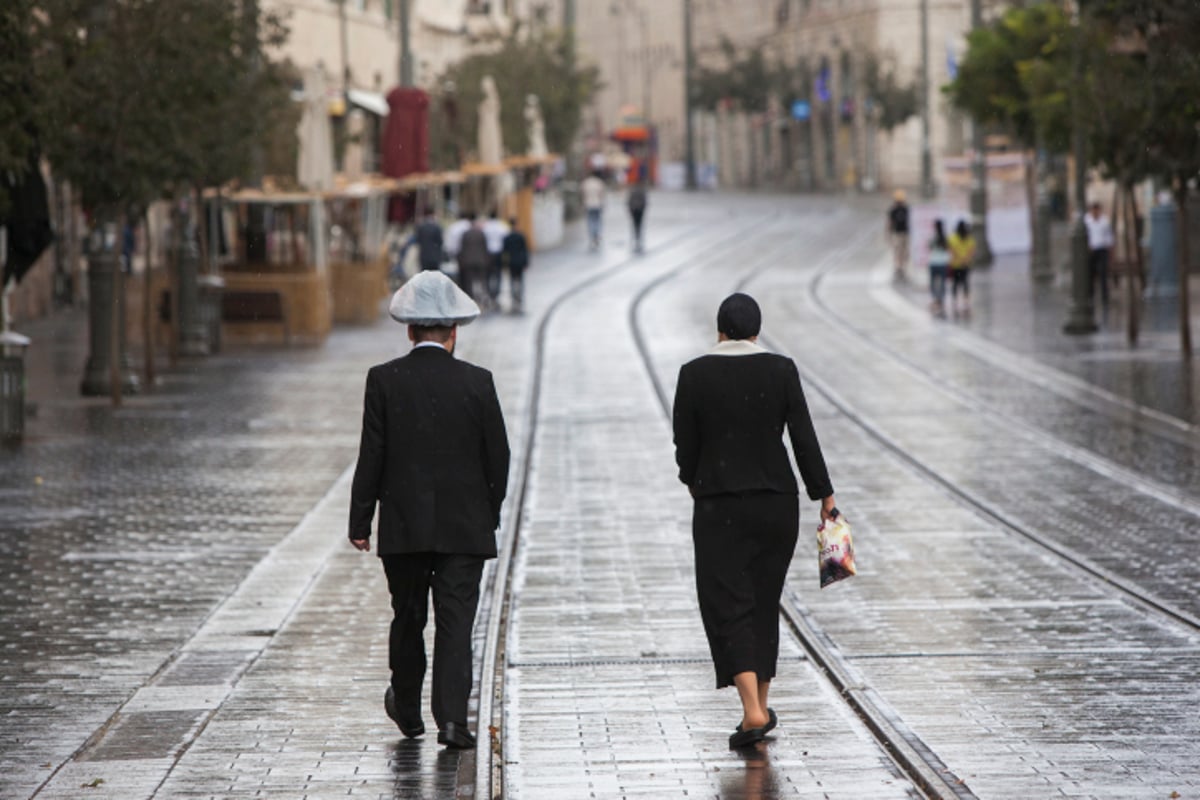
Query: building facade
567,0,1002,192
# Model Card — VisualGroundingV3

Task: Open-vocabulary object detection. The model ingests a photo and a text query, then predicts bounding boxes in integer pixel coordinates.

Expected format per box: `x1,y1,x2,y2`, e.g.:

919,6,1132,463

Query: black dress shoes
384,686,425,739
437,721,476,749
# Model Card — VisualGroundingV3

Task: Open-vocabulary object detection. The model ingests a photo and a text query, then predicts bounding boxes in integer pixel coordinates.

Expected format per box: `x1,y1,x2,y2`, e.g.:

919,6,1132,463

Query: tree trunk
1175,186,1193,358
109,213,124,408
141,209,156,385
1119,185,1138,346
1023,151,1038,259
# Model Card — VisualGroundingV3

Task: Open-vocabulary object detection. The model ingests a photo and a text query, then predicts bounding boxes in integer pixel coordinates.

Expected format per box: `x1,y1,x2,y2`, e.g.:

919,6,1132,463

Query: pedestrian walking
928,219,951,317
627,180,648,253
886,189,910,281
947,219,976,315
456,215,491,308
482,210,509,306
581,170,607,251
399,207,444,275
443,211,472,285
349,270,510,751
1084,201,1114,309
672,293,838,750
501,217,529,313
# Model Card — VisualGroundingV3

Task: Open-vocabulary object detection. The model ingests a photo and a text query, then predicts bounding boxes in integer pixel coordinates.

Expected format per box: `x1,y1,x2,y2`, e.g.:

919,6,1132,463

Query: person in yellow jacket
947,220,976,315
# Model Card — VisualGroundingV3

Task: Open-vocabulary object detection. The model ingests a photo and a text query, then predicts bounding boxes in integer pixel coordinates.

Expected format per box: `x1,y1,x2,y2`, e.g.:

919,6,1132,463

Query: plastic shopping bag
817,511,857,588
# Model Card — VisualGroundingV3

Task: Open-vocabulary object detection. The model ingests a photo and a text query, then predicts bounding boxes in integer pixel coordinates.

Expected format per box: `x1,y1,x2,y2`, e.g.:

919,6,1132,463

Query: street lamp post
1062,0,1097,334
920,0,934,198
683,0,697,190
968,0,994,265
399,0,413,86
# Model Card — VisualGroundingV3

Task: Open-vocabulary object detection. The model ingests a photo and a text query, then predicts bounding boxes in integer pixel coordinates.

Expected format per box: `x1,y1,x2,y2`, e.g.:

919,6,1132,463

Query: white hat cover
388,270,481,326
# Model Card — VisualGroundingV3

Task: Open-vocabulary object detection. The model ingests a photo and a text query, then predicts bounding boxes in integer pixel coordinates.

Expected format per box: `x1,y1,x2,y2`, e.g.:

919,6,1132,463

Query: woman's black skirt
692,491,799,689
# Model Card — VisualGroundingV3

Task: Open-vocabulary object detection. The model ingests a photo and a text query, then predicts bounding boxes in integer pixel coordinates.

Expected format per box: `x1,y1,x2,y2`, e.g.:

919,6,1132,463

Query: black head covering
716,293,761,340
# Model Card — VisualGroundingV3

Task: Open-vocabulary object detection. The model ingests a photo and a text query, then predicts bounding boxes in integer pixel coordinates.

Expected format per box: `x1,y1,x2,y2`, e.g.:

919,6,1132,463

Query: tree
861,53,918,133
430,28,601,170
0,1,37,216
1097,0,1200,357
31,0,293,396
947,3,1073,274
693,37,786,114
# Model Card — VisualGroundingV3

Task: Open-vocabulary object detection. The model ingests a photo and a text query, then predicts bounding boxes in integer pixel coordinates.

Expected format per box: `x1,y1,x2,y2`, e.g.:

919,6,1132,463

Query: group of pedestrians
402,208,530,314
581,170,650,253
349,270,835,753
886,191,976,318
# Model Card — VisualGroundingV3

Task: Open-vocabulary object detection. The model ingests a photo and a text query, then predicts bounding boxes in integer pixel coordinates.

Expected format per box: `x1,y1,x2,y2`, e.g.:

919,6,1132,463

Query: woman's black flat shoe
729,724,767,749
735,708,778,735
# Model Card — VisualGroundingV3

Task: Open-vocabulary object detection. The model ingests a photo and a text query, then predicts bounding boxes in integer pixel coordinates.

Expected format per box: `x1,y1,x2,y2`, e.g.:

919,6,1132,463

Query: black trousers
381,552,485,728
692,492,799,689
1088,247,1110,307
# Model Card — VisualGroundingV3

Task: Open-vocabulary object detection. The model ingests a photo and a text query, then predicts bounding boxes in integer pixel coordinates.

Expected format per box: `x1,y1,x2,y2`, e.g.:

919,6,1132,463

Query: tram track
475,196,1198,799
471,211,783,799
627,222,974,800
775,244,1200,634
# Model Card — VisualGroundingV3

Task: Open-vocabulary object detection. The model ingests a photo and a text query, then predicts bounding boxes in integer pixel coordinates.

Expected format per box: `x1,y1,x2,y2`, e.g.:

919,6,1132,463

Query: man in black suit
349,270,510,750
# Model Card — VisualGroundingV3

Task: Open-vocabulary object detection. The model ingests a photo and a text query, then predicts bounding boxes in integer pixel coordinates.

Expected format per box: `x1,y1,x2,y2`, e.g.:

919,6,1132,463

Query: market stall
221,189,331,346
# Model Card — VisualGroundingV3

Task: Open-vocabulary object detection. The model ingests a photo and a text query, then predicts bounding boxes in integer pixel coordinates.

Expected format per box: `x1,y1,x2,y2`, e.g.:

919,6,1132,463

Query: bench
221,290,290,344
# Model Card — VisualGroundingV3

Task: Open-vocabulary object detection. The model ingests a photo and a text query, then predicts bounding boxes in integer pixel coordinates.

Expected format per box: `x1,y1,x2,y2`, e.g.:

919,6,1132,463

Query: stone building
566,0,1003,192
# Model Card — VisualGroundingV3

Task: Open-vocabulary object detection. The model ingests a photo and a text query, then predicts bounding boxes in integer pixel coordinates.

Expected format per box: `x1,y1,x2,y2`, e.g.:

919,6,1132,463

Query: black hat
716,293,761,340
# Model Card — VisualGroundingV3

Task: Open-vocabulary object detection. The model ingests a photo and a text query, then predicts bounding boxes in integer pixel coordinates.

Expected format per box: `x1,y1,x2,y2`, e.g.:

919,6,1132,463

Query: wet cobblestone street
3,193,1199,799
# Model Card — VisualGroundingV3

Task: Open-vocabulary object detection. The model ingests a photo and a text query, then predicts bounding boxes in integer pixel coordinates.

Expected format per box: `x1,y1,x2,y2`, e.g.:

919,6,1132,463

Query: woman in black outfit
672,293,838,749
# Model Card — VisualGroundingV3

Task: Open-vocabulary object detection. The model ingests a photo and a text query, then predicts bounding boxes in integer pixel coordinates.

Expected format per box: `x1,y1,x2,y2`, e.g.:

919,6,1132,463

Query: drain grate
79,710,204,762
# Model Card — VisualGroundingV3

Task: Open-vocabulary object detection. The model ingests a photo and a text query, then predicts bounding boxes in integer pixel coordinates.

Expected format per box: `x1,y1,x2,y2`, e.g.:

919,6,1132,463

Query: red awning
611,126,650,142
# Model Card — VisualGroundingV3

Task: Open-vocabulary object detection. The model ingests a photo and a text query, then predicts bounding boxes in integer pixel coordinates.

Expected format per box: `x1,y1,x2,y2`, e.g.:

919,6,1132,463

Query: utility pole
683,0,697,190
968,0,994,265
564,0,576,70
338,0,351,97
919,0,934,197
1063,0,1097,334
399,0,413,86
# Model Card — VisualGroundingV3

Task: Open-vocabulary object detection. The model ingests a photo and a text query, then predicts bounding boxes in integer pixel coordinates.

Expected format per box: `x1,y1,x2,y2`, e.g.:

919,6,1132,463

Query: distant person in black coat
501,217,529,313
413,208,444,271
349,270,510,750
673,293,838,749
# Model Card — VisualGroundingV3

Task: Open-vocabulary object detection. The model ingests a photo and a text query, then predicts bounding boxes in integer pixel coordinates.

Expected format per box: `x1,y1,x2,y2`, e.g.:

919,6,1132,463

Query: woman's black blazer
349,346,510,556
673,348,833,501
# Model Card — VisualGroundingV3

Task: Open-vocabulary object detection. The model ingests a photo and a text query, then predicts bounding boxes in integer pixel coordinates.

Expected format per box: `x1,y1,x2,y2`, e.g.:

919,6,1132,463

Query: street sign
791,100,811,121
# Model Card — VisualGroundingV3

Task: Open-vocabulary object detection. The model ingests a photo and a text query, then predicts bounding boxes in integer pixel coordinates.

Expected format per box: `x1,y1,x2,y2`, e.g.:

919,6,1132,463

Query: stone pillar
80,220,140,396
175,215,210,357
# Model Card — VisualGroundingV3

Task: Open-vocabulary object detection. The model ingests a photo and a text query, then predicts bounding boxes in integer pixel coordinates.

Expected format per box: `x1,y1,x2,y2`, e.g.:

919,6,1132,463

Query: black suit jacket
349,345,510,556
673,350,833,501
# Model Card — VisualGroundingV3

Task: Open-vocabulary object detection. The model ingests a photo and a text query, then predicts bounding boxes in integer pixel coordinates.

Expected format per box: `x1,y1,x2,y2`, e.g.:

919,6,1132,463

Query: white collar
413,341,449,351
708,339,767,356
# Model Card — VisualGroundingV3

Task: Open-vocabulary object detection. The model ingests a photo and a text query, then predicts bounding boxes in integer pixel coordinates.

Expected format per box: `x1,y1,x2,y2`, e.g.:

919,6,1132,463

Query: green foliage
32,0,292,214
1105,0,1200,186
0,2,36,176
430,29,601,170
861,54,918,132
946,2,1073,150
693,37,788,113
0,1,37,215
692,41,916,131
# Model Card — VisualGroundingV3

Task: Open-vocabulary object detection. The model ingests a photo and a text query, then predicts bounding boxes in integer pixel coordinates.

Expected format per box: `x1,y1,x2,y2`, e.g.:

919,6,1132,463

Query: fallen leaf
81,778,104,788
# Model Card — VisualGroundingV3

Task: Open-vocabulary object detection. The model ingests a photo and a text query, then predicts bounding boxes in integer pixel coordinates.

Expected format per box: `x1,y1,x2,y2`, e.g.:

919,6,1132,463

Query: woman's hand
819,495,839,522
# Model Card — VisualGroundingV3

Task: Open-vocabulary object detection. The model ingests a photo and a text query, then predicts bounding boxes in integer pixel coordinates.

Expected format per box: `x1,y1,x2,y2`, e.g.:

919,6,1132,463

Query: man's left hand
350,537,371,552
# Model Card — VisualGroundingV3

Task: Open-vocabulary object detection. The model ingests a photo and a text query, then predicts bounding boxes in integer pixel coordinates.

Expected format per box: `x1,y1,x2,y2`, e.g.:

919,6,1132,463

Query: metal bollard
0,331,31,440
